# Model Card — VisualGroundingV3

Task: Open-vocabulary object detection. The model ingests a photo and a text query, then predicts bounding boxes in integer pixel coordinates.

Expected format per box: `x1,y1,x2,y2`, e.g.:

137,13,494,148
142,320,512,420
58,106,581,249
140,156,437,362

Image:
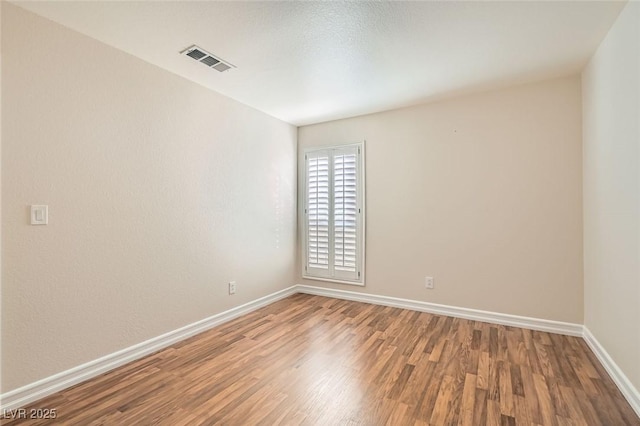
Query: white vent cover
181,45,235,72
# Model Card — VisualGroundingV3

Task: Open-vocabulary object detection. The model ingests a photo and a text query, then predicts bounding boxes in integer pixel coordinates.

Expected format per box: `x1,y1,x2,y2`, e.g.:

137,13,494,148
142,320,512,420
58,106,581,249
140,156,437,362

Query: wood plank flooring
2,294,638,425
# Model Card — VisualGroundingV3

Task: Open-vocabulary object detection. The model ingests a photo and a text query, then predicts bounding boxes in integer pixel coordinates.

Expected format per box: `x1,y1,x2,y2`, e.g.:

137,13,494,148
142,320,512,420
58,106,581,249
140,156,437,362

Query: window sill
302,275,365,287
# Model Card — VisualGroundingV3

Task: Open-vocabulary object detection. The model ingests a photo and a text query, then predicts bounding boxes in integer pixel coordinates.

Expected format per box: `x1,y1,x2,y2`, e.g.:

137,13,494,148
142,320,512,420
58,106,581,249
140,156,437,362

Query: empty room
1,0,639,424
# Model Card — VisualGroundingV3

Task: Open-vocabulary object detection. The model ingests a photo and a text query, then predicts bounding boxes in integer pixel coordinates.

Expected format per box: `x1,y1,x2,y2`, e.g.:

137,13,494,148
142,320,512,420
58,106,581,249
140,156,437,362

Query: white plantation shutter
306,153,330,275
332,149,358,280
304,143,364,285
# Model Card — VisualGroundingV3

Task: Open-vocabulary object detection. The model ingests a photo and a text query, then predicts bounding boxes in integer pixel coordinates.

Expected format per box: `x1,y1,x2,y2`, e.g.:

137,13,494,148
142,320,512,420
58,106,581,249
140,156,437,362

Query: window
304,143,365,285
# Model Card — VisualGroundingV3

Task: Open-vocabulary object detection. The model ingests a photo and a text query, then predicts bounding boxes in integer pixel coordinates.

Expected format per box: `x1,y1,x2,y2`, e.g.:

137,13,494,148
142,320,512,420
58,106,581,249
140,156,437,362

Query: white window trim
302,142,366,286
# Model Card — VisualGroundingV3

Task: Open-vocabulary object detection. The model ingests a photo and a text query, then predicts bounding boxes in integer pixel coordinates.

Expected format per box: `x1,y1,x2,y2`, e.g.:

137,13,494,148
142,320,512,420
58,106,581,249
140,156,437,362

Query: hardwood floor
2,294,638,425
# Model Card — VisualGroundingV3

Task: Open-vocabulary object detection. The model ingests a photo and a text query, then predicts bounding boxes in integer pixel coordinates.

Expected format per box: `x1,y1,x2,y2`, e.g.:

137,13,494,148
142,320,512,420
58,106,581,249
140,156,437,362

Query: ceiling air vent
181,45,235,73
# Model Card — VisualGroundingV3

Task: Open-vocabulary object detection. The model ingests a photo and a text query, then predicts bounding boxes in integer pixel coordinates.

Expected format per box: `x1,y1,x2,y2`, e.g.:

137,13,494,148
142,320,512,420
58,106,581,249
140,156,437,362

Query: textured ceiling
12,1,625,126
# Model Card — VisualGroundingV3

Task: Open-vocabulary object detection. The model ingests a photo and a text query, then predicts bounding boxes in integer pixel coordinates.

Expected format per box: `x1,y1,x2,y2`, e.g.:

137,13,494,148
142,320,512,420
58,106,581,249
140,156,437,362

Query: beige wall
1,3,297,392
582,1,640,392
298,76,584,323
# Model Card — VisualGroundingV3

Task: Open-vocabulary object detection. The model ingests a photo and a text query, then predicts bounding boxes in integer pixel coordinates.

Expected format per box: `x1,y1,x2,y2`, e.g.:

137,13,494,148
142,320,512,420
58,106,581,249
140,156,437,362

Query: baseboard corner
582,326,640,418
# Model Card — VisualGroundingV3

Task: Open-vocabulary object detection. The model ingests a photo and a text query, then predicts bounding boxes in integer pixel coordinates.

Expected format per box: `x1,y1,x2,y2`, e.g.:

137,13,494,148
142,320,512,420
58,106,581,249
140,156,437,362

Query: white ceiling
13,1,625,126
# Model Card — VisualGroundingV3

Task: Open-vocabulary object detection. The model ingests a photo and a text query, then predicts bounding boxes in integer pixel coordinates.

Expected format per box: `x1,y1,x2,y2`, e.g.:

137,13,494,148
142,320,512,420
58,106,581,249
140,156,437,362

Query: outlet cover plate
425,277,434,289
31,205,48,225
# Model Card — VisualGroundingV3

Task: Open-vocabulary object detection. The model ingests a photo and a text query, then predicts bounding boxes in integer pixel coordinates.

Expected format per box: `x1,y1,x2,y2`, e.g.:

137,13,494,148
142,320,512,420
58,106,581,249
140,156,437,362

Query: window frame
302,142,365,286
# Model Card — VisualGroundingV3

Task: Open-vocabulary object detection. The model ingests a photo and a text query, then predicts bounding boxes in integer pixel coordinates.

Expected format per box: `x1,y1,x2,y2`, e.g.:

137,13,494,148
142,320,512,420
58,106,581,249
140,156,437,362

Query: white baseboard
296,284,584,336
0,286,297,411
583,327,640,418
3,283,638,420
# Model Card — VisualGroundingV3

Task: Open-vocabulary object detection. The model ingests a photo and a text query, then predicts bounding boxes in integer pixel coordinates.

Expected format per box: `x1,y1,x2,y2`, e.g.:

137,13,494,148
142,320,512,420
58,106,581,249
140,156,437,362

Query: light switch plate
31,205,48,225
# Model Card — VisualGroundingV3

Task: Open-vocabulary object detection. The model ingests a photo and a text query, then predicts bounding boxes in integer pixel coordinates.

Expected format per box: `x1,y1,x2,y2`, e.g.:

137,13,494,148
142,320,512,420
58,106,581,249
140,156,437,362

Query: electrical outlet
425,277,434,289
228,281,236,295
